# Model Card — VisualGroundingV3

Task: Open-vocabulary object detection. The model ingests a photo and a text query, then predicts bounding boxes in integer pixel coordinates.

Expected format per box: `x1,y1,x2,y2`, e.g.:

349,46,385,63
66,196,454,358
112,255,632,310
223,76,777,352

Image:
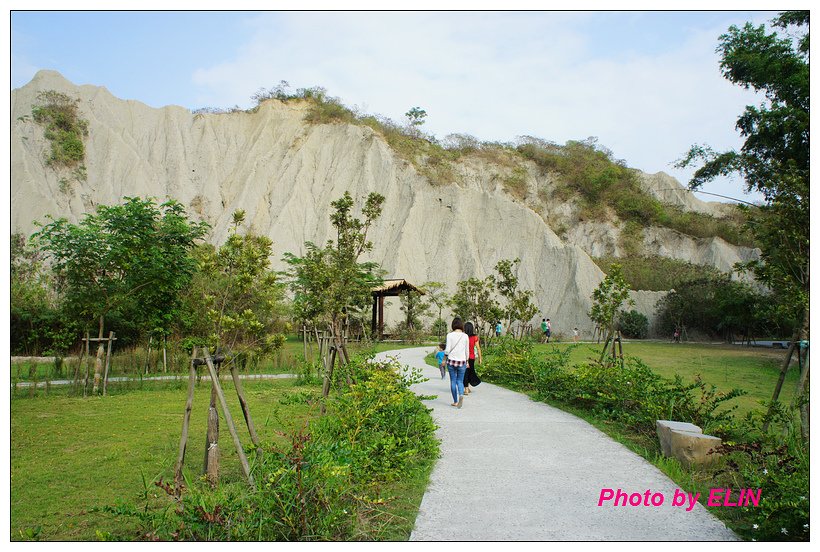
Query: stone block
656,420,702,457
668,429,722,468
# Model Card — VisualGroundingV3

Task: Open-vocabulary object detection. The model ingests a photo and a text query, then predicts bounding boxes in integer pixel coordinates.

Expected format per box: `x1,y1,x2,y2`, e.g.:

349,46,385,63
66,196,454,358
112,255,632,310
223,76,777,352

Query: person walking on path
495,321,502,337
463,321,482,395
444,317,469,408
545,318,552,343
435,342,446,379
541,318,548,343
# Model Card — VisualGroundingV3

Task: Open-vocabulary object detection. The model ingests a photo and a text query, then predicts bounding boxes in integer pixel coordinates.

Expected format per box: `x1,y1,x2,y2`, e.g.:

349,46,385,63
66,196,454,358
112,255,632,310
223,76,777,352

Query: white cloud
192,11,767,202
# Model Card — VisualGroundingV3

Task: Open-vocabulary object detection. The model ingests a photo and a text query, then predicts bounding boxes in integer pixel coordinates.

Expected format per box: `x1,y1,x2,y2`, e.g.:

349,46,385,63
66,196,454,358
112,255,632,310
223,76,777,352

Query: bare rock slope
10,70,755,335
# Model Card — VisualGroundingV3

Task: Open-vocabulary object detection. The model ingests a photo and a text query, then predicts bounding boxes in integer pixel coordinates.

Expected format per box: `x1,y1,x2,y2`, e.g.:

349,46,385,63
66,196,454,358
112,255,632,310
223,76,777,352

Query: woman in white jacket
444,317,470,408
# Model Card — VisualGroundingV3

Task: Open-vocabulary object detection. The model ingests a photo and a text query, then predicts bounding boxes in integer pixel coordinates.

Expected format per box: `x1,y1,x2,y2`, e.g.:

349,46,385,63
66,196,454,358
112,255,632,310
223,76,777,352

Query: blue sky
11,9,781,203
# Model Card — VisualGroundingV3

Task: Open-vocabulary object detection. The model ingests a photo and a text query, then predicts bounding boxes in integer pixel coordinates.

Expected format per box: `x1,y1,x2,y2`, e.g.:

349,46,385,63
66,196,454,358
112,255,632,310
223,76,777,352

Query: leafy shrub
593,255,721,291
501,167,529,199
712,407,809,542
618,310,649,338
31,90,89,167
107,355,438,541
483,340,744,438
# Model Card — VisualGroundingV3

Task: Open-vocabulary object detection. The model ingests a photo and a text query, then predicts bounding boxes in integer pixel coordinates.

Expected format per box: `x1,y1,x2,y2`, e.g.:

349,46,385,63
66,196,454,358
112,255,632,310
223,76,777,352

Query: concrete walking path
375,347,737,541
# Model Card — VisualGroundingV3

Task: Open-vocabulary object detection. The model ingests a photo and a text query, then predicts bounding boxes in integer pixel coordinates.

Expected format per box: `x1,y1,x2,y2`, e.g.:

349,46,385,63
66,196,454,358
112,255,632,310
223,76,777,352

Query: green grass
10,372,433,541
529,341,797,417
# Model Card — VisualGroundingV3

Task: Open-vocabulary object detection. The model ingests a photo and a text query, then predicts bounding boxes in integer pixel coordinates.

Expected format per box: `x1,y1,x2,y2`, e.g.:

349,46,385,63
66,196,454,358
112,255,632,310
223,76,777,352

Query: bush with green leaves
106,355,438,541
483,340,744,438
31,90,89,167
618,310,649,339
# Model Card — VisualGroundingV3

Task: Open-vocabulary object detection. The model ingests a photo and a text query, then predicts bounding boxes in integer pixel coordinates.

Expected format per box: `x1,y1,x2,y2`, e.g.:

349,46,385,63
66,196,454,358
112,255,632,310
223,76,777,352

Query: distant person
495,321,502,337
445,317,470,408
545,318,552,343
673,328,681,343
463,321,482,394
573,327,580,343
541,318,548,342
435,342,446,379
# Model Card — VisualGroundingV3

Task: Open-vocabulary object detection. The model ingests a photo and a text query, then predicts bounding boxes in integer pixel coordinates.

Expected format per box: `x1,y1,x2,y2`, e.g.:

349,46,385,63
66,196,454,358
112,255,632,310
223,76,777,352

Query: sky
9,8,785,204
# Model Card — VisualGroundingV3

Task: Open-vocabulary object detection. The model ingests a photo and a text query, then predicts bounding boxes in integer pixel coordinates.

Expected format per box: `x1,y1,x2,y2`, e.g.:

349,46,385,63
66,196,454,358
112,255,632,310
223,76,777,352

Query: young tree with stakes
284,191,385,409
33,197,208,394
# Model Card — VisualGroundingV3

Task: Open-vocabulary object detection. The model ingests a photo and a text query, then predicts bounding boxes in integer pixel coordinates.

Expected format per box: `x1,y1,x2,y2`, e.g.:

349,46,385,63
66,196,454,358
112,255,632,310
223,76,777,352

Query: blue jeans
447,363,467,403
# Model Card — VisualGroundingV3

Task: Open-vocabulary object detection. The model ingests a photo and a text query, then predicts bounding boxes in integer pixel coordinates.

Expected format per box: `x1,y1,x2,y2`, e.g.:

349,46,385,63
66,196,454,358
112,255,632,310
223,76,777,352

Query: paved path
375,347,737,541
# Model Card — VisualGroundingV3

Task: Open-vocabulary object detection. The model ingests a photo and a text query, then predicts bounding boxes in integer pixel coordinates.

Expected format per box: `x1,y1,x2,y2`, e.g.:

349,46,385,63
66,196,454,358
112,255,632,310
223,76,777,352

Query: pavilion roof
371,279,425,296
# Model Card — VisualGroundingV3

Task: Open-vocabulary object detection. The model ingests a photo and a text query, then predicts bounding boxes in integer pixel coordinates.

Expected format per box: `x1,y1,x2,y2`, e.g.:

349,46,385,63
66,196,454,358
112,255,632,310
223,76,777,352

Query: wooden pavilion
371,279,425,340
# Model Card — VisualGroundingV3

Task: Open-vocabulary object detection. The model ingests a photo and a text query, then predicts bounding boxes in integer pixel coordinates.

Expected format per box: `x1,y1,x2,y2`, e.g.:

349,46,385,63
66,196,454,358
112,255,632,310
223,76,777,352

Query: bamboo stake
202,348,254,486
174,347,198,488
229,363,262,456
145,336,153,375
102,331,114,396
83,331,91,398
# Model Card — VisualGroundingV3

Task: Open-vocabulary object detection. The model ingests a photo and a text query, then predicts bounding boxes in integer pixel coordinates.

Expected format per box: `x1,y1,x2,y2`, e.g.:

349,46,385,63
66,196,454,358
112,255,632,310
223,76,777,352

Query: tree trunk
321,345,337,416
763,323,802,432
162,338,167,373
598,329,612,364
204,366,220,487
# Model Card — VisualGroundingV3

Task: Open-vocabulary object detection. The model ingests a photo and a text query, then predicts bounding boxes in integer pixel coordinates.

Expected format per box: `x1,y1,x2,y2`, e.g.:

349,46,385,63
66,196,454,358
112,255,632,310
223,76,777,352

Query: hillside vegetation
237,82,755,252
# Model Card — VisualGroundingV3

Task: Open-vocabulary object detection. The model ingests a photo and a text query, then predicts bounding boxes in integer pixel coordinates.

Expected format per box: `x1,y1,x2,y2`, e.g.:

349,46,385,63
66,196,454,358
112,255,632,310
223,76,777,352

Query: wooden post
372,294,378,339
145,336,153,375
203,348,254,486
102,331,115,396
162,337,168,373
174,347,198,488
229,363,262,456
83,332,91,398
74,331,87,391
302,325,308,362
378,295,385,340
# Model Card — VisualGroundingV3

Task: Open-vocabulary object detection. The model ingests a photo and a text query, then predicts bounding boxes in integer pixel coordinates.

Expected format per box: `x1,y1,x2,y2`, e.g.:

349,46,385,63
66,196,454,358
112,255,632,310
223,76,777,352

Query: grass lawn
10,374,433,541
532,341,798,417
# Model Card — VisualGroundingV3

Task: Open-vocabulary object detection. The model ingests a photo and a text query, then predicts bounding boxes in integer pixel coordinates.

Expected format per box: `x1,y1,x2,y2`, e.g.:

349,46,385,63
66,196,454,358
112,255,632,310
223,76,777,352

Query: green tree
284,191,385,406
492,258,538,338
33,197,208,393
181,210,288,367
421,281,448,341
449,276,502,337
405,106,427,133
10,233,78,356
588,263,634,363
618,310,649,339
398,288,430,333
675,11,809,434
